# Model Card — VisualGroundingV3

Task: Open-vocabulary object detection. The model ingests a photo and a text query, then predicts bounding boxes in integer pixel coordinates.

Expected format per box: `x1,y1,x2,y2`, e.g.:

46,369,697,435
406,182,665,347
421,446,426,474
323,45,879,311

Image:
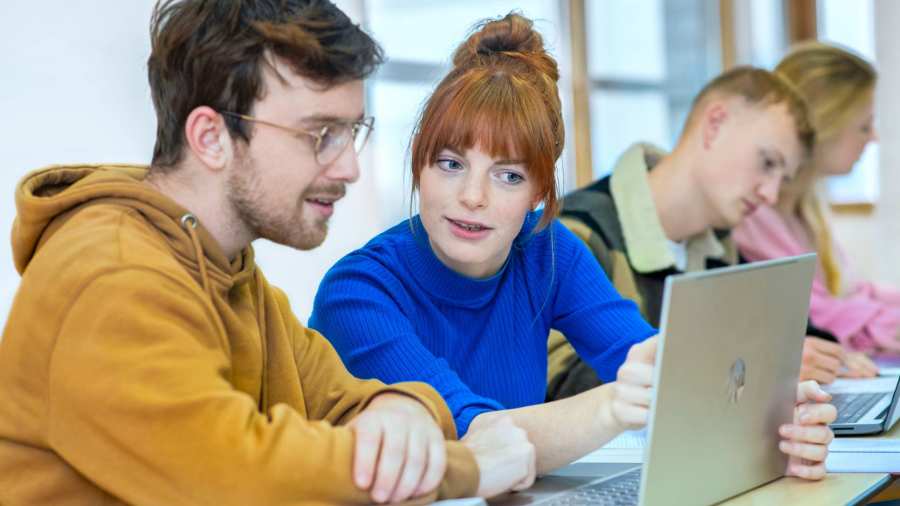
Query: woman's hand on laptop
800,337,878,383
607,336,657,431
779,381,837,481
840,352,879,378
800,337,846,384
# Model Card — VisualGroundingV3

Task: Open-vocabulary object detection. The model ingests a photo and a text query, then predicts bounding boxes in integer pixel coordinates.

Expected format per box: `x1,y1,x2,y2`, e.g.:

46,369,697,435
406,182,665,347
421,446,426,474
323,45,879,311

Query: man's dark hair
147,0,383,170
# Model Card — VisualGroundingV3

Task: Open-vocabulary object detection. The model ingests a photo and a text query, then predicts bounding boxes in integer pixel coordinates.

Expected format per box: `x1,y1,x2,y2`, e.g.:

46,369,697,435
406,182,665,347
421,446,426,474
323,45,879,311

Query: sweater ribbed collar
401,213,539,308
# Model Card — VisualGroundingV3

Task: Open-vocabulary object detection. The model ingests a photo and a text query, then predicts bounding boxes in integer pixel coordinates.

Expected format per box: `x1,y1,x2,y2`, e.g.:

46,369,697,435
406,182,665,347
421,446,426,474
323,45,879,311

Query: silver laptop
826,374,900,436
508,254,816,506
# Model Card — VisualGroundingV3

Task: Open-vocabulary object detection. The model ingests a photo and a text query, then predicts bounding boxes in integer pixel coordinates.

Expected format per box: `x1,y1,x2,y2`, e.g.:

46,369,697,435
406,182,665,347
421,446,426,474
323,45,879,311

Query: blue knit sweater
309,212,656,435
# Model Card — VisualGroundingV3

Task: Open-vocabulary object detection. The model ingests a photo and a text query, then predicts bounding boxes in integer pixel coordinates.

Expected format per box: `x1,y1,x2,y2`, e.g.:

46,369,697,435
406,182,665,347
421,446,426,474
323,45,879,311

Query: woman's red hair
410,13,564,231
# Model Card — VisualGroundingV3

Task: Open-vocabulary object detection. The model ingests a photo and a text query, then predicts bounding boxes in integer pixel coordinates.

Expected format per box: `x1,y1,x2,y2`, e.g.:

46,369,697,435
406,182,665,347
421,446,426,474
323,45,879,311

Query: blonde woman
735,41,896,368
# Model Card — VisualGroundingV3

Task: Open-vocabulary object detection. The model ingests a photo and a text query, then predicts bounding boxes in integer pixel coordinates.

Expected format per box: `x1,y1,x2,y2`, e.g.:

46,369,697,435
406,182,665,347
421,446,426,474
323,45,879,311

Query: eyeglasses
220,111,374,166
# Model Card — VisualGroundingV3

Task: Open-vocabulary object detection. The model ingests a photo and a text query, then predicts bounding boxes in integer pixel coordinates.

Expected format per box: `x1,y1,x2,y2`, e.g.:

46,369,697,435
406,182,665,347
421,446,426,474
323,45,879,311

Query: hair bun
452,13,552,76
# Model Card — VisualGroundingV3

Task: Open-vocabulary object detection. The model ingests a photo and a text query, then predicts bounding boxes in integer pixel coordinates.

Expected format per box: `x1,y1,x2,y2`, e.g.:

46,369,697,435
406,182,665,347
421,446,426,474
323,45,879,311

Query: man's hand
462,415,536,498
607,336,657,432
840,352,879,378
779,381,837,480
800,337,846,384
348,393,446,503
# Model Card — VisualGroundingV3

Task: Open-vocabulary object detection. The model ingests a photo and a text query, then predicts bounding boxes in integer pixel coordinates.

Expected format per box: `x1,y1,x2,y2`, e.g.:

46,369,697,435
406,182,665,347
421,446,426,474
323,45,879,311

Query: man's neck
145,166,252,260
647,146,715,243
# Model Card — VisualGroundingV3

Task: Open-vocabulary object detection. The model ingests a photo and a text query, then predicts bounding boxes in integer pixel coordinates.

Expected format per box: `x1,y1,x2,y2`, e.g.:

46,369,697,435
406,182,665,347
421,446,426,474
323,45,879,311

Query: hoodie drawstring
256,276,268,410
180,213,212,298
180,212,268,408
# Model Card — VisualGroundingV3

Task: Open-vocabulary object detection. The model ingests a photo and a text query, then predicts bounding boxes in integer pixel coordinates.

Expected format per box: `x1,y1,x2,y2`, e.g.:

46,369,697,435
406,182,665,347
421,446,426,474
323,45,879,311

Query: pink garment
733,205,900,353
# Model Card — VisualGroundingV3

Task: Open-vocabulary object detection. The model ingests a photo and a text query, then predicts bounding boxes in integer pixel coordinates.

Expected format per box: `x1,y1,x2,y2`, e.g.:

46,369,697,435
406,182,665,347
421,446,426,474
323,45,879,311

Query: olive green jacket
547,143,738,400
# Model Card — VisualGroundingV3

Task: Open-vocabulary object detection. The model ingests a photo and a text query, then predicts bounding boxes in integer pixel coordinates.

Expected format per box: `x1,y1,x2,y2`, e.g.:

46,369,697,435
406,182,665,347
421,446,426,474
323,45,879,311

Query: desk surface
723,473,892,505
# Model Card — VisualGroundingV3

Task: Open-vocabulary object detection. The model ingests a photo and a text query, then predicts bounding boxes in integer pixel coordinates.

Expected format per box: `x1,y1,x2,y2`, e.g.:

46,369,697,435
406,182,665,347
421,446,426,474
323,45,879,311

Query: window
818,0,879,205
585,0,722,178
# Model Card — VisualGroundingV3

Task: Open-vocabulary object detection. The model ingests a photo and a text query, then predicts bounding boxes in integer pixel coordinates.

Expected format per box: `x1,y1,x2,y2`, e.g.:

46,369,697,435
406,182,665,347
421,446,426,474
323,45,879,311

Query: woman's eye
762,157,775,172
499,171,525,184
436,158,463,171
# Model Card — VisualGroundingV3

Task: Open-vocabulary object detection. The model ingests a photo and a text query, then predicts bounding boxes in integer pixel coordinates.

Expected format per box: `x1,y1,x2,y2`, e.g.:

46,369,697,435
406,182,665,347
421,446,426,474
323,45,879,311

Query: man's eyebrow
295,113,365,127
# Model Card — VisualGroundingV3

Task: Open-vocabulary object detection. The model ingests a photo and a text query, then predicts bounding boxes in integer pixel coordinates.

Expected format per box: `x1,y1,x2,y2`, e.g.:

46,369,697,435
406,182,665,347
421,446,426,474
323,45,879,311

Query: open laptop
497,254,816,506
826,374,900,436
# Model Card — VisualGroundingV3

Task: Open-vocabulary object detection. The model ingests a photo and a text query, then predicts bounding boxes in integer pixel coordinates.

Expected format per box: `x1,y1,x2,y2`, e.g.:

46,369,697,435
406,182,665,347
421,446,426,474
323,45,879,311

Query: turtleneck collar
400,212,541,309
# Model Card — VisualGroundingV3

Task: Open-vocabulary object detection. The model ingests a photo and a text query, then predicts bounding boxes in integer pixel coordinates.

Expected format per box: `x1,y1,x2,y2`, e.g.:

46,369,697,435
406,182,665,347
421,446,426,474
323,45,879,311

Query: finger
627,336,658,365
799,365,836,385
617,363,655,387
803,352,842,375
805,337,846,360
614,382,653,407
352,417,383,490
511,443,537,492
839,366,866,378
796,380,832,404
371,422,407,503
414,430,447,497
612,400,650,428
847,354,880,377
779,423,834,445
797,403,838,425
786,460,828,481
779,441,828,463
390,428,427,502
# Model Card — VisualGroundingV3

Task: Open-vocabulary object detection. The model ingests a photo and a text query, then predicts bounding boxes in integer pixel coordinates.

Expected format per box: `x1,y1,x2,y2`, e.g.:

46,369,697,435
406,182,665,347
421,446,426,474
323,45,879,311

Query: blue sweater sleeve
309,253,504,436
550,223,657,381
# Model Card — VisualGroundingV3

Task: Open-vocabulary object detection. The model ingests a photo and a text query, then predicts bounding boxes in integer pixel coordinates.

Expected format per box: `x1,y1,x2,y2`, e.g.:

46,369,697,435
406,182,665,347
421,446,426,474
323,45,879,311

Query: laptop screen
881,374,900,430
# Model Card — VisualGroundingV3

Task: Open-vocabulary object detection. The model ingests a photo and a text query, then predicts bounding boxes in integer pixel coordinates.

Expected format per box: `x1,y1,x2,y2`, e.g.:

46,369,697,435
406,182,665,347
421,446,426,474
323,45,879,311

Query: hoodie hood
12,164,255,292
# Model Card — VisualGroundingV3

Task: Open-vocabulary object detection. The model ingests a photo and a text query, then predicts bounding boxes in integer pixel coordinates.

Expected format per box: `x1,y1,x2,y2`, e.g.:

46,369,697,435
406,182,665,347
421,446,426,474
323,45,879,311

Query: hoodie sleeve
271,287,481,499
47,268,477,505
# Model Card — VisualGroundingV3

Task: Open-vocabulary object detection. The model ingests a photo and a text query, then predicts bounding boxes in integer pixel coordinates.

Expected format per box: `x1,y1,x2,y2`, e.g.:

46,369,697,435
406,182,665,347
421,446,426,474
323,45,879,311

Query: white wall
0,0,382,325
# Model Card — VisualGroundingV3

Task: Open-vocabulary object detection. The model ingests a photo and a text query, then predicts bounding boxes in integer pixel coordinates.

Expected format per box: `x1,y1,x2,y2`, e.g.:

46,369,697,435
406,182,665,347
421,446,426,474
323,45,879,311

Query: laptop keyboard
832,393,888,424
541,468,641,506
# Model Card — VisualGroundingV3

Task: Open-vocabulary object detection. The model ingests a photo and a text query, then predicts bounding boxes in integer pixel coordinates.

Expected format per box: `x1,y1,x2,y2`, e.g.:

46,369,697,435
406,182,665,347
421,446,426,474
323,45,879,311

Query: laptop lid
638,254,816,506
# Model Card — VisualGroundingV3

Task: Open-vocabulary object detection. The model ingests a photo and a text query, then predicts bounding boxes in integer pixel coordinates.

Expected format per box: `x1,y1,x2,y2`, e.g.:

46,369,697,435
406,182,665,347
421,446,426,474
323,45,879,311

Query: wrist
367,391,429,416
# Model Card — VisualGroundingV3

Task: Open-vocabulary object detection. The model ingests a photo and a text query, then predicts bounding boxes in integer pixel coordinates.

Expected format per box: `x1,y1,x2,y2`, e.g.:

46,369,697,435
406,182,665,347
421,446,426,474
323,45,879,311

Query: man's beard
227,153,338,251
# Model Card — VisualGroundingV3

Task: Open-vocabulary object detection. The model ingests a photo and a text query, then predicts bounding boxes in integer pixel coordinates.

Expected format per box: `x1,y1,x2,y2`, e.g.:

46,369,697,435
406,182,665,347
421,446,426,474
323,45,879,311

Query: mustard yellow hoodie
0,165,479,505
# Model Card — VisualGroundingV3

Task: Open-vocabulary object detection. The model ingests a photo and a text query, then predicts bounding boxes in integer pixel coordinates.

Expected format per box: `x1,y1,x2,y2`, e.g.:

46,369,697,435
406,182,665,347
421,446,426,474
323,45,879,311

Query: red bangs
411,67,562,230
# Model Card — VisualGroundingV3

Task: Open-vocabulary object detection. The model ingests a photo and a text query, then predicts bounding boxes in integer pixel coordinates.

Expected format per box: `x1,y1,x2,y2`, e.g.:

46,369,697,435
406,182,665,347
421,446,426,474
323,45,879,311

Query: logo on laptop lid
727,358,746,404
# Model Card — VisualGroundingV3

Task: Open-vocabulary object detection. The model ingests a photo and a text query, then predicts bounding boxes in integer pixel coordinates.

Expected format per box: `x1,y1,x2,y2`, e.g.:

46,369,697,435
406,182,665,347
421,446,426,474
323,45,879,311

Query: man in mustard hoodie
0,1,550,504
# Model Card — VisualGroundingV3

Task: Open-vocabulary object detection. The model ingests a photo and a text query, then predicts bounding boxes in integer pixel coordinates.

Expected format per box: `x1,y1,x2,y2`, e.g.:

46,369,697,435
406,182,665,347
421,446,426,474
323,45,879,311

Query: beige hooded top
0,165,479,505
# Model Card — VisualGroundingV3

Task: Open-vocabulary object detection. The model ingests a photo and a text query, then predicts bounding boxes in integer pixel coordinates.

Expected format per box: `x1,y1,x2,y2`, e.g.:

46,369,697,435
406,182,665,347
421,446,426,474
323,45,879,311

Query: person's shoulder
517,212,589,268
24,203,196,291
566,173,613,200
319,218,417,288
560,176,620,235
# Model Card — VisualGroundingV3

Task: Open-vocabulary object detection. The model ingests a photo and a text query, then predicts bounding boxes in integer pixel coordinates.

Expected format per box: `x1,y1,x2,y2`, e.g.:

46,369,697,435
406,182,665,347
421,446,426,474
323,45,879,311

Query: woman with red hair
311,13,833,483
